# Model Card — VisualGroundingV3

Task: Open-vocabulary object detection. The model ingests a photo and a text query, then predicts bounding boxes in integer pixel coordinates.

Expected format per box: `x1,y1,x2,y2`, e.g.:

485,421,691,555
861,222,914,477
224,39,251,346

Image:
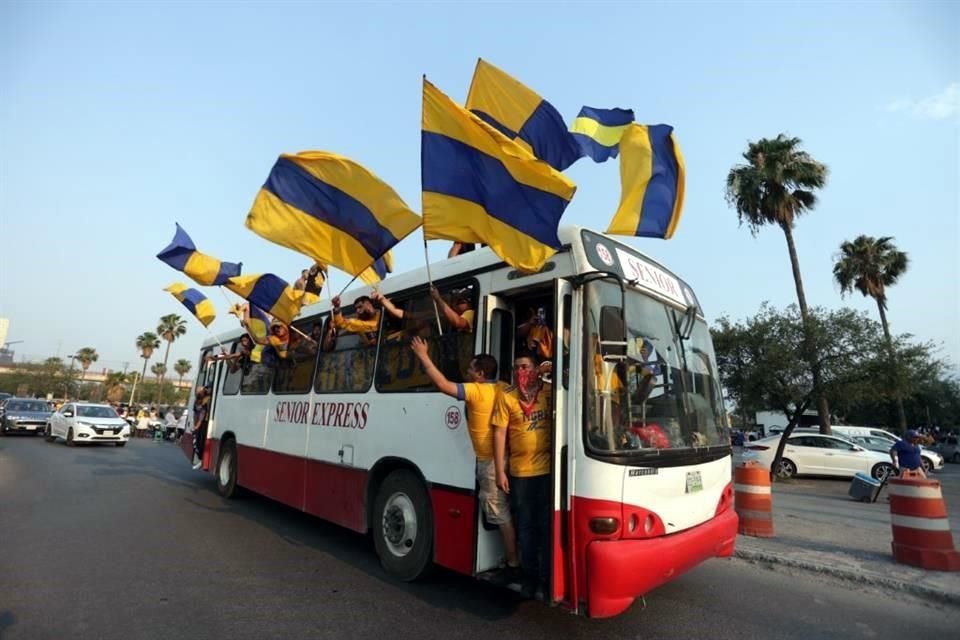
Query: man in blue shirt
890,429,925,478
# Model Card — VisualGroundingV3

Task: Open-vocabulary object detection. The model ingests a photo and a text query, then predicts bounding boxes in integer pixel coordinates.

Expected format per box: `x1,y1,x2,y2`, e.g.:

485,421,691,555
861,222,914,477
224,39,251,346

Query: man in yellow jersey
332,295,380,347
492,351,553,599
410,336,520,579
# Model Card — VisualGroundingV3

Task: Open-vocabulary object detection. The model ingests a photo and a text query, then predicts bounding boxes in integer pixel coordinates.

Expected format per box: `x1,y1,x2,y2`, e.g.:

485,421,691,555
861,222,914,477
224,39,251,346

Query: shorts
477,459,511,525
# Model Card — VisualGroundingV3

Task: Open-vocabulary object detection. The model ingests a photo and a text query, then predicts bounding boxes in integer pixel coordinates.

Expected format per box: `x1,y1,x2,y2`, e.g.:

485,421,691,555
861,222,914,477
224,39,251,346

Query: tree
151,362,167,376
833,235,910,430
74,347,99,382
712,304,886,480
103,371,130,403
174,358,192,391
726,134,832,433
155,314,187,405
133,332,160,407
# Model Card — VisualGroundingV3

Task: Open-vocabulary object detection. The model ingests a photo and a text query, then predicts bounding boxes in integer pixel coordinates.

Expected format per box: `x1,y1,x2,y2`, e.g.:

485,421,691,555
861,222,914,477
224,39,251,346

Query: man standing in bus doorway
409,337,521,580
492,352,553,600
191,386,211,470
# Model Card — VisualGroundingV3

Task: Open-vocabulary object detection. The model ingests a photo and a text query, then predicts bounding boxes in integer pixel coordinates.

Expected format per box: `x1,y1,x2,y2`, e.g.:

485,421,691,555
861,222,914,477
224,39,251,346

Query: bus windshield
585,280,727,456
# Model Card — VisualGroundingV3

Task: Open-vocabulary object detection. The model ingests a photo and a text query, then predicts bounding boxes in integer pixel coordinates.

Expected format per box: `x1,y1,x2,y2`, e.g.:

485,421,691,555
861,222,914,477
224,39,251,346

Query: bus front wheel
373,469,433,582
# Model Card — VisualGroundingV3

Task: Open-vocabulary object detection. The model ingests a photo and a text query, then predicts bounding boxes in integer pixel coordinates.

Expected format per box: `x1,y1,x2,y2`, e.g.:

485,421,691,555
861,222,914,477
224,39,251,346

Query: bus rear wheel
373,469,433,582
216,439,242,499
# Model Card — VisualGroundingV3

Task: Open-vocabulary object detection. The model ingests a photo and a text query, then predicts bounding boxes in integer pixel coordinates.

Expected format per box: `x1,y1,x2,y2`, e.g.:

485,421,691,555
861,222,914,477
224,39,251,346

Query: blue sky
1,1,957,378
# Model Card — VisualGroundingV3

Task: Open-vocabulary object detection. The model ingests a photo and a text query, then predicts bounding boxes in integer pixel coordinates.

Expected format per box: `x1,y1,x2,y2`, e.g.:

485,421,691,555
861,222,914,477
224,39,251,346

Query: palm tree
726,134,832,433
155,314,187,405
833,235,910,430
103,371,130,403
174,358,192,391
151,362,167,379
133,332,161,407
75,347,99,381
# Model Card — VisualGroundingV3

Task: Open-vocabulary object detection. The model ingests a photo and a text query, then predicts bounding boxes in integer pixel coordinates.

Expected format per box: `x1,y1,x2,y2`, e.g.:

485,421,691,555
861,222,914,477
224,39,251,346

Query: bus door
550,279,576,606
474,294,514,574
179,348,221,466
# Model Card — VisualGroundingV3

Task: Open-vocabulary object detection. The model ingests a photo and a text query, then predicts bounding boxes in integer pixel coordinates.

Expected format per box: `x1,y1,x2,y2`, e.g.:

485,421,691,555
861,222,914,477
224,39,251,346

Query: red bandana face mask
516,368,538,417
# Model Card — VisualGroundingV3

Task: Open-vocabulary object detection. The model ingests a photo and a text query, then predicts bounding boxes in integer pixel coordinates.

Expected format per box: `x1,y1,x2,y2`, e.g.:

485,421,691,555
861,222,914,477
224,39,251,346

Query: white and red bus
182,225,737,618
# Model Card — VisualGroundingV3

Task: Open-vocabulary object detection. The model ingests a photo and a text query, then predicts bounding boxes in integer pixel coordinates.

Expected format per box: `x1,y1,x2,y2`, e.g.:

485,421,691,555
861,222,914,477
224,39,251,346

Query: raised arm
372,290,404,320
430,287,469,331
410,336,457,397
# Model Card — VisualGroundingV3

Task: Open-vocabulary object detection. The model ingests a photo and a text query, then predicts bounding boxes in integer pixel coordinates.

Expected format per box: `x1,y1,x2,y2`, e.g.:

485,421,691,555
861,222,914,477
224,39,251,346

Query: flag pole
421,232,444,336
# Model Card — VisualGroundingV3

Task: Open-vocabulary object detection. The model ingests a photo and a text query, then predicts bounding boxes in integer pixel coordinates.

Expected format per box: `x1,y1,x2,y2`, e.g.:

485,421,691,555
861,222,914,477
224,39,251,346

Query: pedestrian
492,351,553,599
409,337,520,580
890,429,926,479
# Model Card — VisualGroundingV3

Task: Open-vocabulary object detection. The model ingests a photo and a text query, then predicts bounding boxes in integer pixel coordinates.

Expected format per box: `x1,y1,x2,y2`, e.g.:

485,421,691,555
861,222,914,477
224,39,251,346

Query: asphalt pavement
2,435,959,640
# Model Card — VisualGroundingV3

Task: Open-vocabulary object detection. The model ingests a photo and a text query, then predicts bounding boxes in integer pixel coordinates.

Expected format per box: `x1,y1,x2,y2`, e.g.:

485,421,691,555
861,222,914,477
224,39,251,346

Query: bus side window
315,312,374,394
221,340,243,396
241,356,274,395
274,318,320,394
375,291,442,392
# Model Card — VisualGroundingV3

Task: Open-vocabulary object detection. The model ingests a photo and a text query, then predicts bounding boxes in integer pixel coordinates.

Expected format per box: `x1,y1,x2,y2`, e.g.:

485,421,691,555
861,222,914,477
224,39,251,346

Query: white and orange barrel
734,461,774,538
888,477,960,571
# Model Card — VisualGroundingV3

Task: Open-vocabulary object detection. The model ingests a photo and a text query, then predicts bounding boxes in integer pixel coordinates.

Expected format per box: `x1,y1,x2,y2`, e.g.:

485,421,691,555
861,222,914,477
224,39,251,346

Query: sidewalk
733,476,960,606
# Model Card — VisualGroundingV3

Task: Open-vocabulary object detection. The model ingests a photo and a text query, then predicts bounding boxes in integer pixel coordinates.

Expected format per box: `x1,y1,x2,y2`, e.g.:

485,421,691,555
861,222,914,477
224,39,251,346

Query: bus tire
216,438,242,499
373,469,433,582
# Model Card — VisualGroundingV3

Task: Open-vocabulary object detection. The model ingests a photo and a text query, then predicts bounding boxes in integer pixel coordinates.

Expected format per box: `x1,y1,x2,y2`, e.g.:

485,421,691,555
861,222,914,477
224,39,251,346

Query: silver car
936,435,960,464
0,398,53,436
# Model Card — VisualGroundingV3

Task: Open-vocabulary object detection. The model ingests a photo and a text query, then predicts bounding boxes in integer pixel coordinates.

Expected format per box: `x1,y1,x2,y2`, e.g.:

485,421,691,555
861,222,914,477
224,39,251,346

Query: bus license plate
685,471,703,494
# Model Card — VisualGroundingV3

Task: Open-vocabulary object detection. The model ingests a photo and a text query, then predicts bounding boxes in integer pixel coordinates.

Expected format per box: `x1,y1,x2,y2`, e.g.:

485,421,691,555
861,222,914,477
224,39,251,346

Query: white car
743,433,897,481
791,427,944,473
46,402,130,447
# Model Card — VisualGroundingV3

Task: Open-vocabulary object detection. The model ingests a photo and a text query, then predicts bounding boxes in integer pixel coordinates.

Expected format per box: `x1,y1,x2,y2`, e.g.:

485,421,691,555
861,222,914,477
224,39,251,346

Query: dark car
0,398,54,436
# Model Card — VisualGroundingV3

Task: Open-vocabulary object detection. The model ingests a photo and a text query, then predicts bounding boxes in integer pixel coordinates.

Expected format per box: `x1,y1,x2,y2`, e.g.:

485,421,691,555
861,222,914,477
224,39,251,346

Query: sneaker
192,461,202,470
489,564,522,587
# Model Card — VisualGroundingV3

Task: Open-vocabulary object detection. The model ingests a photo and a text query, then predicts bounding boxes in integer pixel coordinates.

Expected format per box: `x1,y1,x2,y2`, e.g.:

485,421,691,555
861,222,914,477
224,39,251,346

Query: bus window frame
272,315,324,395
373,278,480,394
220,339,243,396
313,303,379,395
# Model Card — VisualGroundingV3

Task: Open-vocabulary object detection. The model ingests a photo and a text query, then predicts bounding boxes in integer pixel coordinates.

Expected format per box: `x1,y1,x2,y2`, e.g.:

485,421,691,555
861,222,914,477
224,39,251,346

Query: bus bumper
585,508,738,618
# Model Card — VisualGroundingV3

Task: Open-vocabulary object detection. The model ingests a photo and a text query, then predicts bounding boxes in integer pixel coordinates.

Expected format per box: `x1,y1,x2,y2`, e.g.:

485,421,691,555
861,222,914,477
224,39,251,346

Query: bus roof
202,225,692,349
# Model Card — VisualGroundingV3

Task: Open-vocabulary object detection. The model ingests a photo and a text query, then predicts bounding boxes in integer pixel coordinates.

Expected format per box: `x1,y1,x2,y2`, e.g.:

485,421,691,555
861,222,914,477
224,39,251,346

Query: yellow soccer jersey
492,383,553,477
456,381,499,460
334,311,380,346
459,309,475,332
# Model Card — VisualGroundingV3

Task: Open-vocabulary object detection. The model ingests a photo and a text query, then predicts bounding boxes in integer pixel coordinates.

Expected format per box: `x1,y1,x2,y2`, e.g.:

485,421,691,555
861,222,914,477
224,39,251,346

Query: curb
734,547,960,607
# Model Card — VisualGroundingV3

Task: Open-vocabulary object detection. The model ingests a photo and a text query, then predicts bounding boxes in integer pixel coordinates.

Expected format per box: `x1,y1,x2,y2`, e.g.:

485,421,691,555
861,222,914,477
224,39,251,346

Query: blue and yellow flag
570,107,635,163
230,303,268,363
225,273,309,325
465,59,582,172
157,224,242,286
164,283,216,327
422,79,577,273
246,152,422,277
607,124,686,239
358,251,394,285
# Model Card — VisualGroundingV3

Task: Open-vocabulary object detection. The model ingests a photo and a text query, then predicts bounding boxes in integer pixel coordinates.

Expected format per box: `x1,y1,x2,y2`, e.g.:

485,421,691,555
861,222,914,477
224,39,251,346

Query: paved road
2,436,959,640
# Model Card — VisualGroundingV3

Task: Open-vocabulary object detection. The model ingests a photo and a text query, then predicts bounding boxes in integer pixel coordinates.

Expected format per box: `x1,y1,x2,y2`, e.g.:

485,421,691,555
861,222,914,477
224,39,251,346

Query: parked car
791,427,944,473
742,433,897,481
846,435,944,473
46,402,130,446
936,435,960,464
0,398,53,436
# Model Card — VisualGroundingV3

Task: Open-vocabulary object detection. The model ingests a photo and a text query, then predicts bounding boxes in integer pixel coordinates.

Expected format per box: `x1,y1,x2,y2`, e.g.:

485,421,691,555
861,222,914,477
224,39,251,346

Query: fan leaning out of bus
409,337,521,583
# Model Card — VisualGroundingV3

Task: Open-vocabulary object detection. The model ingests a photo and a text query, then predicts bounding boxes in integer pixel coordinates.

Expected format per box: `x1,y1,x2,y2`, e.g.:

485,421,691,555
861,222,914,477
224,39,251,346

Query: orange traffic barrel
734,461,774,537
888,477,960,571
